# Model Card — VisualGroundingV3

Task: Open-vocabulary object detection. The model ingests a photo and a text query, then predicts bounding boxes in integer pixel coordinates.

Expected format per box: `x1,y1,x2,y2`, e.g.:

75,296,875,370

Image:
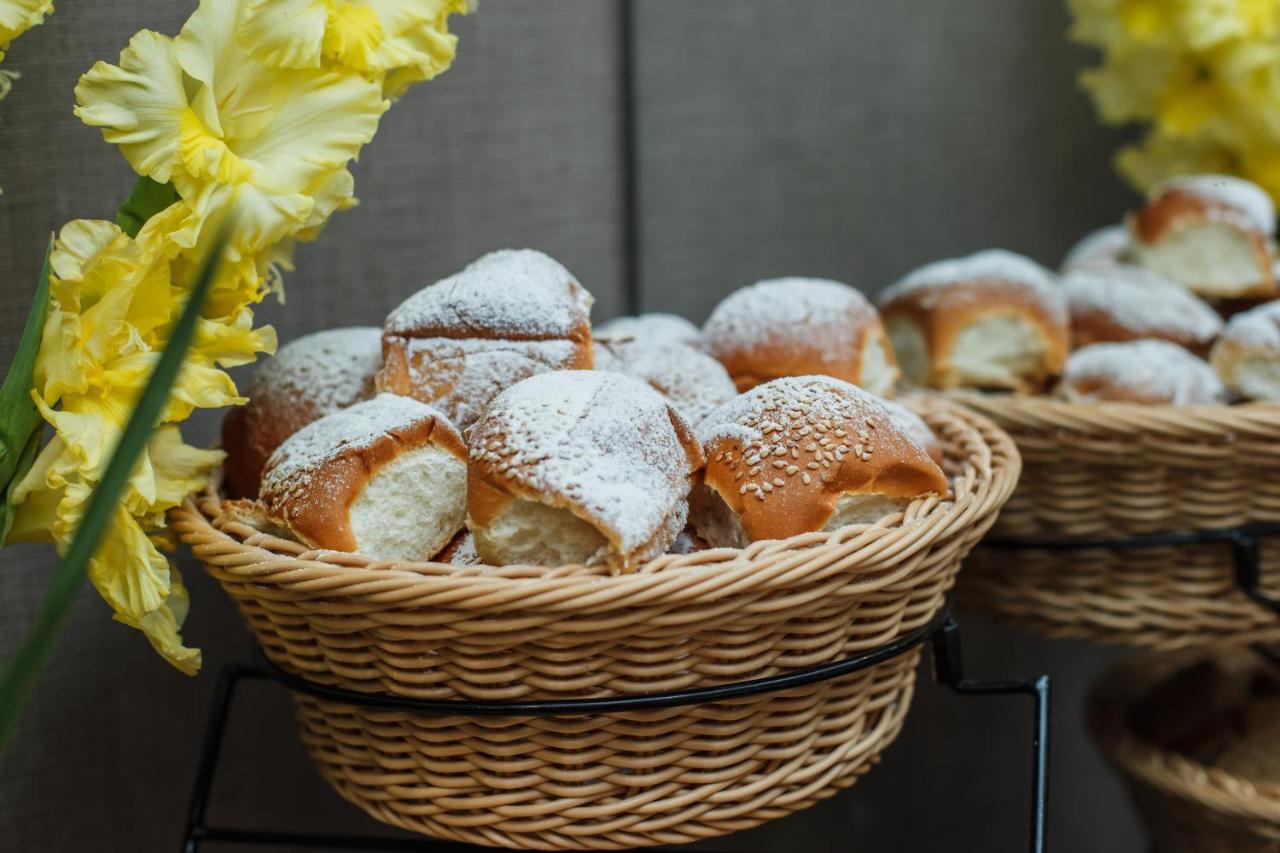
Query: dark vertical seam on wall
619,0,641,314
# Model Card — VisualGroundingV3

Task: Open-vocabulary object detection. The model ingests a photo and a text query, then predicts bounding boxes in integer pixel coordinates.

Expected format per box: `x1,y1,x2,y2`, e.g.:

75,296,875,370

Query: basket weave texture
953,394,1280,651
173,401,1018,850
1090,654,1280,853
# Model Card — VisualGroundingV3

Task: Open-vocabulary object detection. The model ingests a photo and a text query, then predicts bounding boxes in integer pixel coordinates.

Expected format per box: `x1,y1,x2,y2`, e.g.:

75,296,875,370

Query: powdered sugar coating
1063,264,1222,344
1061,225,1131,272
701,275,880,356
384,249,593,340
595,313,702,348
1153,175,1276,234
249,327,381,413
1220,301,1280,350
1061,340,1227,405
594,338,737,426
262,393,457,514
470,371,700,560
882,250,1065,323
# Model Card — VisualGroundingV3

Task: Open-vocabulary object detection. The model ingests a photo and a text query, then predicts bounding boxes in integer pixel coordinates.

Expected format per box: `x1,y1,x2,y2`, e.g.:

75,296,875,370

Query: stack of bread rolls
877,173,1280,405
223,251,950,569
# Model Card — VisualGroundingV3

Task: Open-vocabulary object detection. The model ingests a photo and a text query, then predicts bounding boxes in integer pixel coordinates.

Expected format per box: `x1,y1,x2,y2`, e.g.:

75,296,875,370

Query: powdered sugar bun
467,370,704,572
595,313,702,349
703,277,899,396
879,249,1069,393
222,327,382,499
1130,175,1277,299
1061,224,1131,273
691,376,947,547
594,338,737,426
1059,340,1228,405
260,394,468,561
1063,264,1223,354
1211,300,1280,401
377,249,595,428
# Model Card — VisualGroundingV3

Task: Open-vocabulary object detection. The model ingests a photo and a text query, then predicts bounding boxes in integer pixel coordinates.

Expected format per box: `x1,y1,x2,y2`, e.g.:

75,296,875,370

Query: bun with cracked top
466,370,704,573
376,249,594,428
221,327,382,499
1058,340,1227,406
702,277,899,396
259,394,467,562
593,337,737,426
691,376,948,547
1062,264,1223,355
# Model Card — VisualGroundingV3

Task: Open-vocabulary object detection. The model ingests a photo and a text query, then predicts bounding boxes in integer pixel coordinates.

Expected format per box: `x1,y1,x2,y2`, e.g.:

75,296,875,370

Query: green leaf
116,177,180,238
0,428,42,544
0,227,229,759
0,239,51,514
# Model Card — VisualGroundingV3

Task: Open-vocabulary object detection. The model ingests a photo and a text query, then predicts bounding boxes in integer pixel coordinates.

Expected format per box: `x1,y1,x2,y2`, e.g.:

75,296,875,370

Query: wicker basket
953,394,1280,651
172,400,1018,850
1090,652,1280,853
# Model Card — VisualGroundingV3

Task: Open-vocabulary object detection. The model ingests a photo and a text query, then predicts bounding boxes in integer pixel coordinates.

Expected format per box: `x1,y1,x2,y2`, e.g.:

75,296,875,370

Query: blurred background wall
0,1,1140,850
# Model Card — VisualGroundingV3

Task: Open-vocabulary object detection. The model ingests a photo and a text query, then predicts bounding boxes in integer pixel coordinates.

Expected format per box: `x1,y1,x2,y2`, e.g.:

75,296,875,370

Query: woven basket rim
951,390,1280,439
172,398,1019,609
1090,653,1280,825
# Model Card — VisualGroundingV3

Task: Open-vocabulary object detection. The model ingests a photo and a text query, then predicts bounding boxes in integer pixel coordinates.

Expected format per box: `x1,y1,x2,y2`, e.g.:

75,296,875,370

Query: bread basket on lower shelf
171,400,1018,850
1090,651,1280,853
953,394,1280,651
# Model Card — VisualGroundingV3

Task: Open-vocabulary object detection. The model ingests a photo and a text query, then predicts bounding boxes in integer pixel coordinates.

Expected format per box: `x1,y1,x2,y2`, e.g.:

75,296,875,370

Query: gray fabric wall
0,1,1144,850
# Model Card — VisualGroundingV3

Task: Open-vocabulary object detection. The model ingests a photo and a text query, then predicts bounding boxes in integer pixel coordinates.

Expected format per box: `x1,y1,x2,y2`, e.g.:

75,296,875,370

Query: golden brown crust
716,324,893,392
697,377,947,542
882,283,1069,393
260,400,466,553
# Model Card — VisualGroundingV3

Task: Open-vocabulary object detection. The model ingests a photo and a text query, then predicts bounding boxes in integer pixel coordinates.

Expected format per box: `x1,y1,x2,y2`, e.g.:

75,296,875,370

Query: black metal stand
181,608,1050,853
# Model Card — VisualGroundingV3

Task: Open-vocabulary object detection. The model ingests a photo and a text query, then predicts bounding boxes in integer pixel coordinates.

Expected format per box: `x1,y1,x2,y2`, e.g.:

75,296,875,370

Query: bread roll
691,376,947,547
593,338,737,426
1061,224,1131,273
702,277,898,395
221,327,381,498
1130,175,1277,299
595,313,702,348
260,394,467,561
467,370,704,572
1063,264,1223,354
1211,300,1280,400
377,249,594,428
879,250,1069,393
1058,340,1228,405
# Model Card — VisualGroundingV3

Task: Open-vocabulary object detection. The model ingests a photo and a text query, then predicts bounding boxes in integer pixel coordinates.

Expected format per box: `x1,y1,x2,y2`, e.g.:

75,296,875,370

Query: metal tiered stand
180,606,1051,853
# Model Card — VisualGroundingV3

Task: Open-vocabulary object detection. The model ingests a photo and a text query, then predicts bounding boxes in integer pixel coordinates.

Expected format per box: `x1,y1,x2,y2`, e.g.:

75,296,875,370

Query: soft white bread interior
467,370,704,572
377,249,595,427
221,327,382,498
260,394,467,561
1211,300,1280,401
692,376,947,546
1130,175,1277,299
702,277,899,395
880,250,1069,393
1058,340,1228,406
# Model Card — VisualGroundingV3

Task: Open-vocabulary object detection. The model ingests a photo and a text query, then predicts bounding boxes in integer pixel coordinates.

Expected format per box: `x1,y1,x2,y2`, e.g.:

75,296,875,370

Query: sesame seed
746,454,761,466
734,471,744,480
773,477,784,486
807,462,820,470
772,460,786,469
791,448,799,459
750,466,763,476
739,484,749,494
773,447,787,457
835,429,847,437
786,465,798,474
763,482,774,492
802,472,812,484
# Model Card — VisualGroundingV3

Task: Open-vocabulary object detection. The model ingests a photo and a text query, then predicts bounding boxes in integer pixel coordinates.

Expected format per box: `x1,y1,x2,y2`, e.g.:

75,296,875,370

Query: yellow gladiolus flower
0,0,51,62
74,0,387,266
240,0,469,97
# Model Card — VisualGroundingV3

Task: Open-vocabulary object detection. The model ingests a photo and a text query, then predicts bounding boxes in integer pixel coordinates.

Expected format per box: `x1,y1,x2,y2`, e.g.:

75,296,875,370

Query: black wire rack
180,607,1050,853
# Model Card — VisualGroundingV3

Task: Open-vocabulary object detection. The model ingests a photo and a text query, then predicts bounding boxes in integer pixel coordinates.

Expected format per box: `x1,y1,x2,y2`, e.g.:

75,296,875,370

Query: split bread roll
260,394,467,561
1211,301,1280,401
702,277,899,395
1062,264,1223,354
1058,340,1228,405
593,337,737,426
467,370,705,572
1129,174,1277,299
377,249,594,428
221,327,382,498
691,376,948,547
595,313,702,348
1061,224,1131,273
880,249,1069,393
